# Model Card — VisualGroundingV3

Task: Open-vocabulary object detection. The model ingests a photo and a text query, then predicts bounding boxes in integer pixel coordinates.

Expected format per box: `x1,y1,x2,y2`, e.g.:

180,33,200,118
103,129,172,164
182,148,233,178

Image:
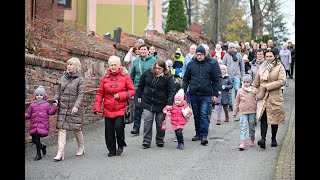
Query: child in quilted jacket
162,89,192,150
25,86,58,161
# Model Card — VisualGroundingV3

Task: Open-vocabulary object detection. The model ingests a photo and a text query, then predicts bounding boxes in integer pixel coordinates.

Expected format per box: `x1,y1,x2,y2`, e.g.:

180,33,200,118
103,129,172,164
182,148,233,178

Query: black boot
41,144,47,155
176,130,184,150
271,139,278,147
34,153,42,161
116,146,123,155
257,138,266,149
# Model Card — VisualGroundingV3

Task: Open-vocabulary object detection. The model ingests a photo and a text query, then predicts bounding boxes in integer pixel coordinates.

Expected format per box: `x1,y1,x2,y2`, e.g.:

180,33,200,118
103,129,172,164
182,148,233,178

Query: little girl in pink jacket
162,89,192,150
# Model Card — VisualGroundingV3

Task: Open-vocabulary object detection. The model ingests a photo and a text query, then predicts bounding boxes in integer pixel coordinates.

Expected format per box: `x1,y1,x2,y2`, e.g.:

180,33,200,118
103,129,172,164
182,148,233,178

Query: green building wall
77,0,87,27
96,4,150,37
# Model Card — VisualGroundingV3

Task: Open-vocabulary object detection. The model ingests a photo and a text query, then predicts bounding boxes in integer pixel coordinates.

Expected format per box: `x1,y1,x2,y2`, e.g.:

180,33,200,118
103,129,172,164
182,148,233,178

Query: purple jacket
25,101,58,136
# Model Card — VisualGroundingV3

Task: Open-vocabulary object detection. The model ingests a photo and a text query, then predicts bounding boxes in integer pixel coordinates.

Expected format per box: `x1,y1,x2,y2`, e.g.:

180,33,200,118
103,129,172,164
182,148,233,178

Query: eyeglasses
155,67,163,70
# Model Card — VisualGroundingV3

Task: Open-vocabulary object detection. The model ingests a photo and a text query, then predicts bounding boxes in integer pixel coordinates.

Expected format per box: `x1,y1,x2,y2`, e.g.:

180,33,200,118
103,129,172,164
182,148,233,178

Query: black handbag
124,92,133,124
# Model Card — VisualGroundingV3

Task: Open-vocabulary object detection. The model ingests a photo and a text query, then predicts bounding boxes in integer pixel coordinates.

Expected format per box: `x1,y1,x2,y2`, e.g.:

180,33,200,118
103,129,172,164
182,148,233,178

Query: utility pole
146,0,155,30
132,0,134,34
216,0,221,43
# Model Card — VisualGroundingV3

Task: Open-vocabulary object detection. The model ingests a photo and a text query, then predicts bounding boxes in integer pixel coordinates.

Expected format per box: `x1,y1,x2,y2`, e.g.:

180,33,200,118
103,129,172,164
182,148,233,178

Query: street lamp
146,0,155,30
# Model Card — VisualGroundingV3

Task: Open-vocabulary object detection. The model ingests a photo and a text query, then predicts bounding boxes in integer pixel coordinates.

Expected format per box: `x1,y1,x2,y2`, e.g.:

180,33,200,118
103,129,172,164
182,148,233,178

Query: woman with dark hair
136,59,176,149
252,49,286,149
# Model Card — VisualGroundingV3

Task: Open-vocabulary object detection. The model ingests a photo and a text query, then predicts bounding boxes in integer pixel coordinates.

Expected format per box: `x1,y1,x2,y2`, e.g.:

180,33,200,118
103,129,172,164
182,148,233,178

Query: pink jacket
25,101,58,136
163,104,187,128
233,87,259,116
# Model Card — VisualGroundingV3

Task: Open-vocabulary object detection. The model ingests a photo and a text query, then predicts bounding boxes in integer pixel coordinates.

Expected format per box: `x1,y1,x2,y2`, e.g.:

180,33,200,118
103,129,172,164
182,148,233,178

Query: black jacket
137,68,176,112
182,56,222,97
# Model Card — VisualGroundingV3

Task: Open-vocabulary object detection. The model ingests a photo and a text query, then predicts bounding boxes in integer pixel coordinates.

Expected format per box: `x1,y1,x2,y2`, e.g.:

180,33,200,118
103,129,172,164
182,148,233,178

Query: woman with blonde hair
53,57,85,161
94,56,135,157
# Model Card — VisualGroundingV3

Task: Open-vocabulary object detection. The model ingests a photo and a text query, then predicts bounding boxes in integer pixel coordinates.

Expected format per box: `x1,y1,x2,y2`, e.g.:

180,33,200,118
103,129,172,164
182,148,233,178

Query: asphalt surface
25,78,295,180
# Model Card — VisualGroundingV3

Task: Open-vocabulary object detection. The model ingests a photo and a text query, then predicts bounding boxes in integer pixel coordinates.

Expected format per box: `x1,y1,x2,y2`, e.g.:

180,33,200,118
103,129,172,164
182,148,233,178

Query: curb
273,101,295,179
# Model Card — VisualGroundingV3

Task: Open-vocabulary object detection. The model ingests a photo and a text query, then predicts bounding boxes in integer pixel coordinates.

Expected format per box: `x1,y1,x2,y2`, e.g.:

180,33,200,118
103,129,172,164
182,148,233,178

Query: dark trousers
290,60,294,77
132,91,143,132
260,110,278,140
175,128,184,145
105,117,126,154
32,134,42,155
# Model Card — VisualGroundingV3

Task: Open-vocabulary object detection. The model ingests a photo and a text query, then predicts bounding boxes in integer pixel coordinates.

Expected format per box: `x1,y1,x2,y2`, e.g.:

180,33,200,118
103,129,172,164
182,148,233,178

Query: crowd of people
25,38,294,161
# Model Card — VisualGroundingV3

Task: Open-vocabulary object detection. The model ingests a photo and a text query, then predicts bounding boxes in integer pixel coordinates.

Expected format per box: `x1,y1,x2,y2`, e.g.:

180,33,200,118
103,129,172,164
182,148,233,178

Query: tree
184,0,192,27
165,0,187,33
162,0,170,32
222,5,251,42
264,0,289,43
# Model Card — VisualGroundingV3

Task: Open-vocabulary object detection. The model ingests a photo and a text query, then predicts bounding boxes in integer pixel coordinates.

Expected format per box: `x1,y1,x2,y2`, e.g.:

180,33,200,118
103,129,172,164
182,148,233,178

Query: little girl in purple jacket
25,86,58,161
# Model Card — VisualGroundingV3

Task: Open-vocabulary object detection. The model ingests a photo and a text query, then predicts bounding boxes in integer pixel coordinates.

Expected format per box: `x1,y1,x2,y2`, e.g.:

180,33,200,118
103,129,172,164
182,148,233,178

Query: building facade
64,0,163,37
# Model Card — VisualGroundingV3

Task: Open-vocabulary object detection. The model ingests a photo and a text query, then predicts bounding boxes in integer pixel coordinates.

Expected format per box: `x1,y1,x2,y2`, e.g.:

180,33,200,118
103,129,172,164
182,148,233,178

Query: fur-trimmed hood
105,66,128,77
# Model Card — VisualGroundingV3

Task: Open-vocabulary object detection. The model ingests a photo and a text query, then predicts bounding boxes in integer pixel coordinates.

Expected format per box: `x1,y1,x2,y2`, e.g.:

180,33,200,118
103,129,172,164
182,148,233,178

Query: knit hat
34,86,46,96
242,75,252,83
166,60,173,67
174,89,185,101
196,45,206,55
228,42,236,48
220,64,227,70
175,48,182,55
215,44,221,49
136,38,145,44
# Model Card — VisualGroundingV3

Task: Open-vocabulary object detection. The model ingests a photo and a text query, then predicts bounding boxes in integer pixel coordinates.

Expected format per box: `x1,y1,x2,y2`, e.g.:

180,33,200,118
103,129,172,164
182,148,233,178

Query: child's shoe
216,118,221,125
225,116,229,122
249,138,255,146
239,141,246,151
177,143,184,150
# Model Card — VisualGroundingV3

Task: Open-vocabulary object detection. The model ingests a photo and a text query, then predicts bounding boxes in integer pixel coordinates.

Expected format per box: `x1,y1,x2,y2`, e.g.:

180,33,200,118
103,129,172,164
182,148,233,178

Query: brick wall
25,0,32,20
25,28,214,144
26,0,64,22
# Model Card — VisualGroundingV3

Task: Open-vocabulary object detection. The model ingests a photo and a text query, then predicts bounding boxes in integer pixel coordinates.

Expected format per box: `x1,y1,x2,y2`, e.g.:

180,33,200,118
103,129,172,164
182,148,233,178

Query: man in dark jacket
182,45,222,145
287,41,295,79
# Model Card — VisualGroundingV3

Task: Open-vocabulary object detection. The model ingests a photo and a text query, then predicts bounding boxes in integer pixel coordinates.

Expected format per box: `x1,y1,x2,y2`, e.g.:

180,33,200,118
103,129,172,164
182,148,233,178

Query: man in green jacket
130,44,156,135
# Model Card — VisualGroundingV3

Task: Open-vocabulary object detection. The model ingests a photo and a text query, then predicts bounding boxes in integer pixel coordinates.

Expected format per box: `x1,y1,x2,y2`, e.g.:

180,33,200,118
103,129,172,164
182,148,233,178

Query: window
65,0,71,9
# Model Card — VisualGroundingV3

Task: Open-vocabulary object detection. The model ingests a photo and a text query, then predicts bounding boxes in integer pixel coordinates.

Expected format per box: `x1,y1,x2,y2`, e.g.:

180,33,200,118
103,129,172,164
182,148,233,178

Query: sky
281,0,295,43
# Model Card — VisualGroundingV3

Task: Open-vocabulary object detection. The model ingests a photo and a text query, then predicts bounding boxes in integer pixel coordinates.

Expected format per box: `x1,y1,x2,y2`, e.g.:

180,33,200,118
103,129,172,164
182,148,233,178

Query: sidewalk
273,99,295,179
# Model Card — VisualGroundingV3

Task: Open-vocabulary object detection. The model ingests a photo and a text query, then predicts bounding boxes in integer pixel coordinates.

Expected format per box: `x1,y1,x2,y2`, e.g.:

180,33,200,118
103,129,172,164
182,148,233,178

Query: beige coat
252,60,286,125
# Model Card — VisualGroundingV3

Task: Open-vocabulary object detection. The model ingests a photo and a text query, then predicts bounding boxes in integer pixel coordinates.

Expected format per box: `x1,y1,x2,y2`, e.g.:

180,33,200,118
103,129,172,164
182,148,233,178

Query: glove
222,85,225,90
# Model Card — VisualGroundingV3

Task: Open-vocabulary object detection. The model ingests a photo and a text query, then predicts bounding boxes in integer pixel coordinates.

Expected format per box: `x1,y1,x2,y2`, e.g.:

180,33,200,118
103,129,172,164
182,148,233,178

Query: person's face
243,81,251,88
109,62,121,73
134,49,140,55
265,52,275,62
230,46,236,52
267,40,274,47
261,43,267,49
154,64,164,75
288,42,292,47
282,44,288,49
221,68,226,75
149,47,155,54
256,51,264,60
253,43,258,49
175,99,182,105
67,63,75,73
175,53,181,58
35,94,44,101
190,46,196,55
139,46,149,57
196,53,205,61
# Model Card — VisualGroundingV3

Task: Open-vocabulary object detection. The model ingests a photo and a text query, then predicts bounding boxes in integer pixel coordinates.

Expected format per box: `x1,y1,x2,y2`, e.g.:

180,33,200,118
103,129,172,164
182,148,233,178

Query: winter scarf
228,51,238,61
261,60,276,81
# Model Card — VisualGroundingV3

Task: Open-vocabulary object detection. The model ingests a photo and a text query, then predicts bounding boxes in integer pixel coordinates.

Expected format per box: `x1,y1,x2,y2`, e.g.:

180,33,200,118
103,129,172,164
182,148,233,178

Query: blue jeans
239,113,256,141
132,91,143,132
190,95,212,139
229,77,241,105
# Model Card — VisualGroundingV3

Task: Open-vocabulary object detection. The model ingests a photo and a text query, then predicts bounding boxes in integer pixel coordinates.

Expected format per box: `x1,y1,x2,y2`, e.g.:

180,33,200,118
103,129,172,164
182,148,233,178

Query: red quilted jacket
93,67,135,118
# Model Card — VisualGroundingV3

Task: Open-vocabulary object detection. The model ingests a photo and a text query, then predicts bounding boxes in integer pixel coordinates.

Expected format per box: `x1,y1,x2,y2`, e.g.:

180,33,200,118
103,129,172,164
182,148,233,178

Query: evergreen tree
165,0,187,33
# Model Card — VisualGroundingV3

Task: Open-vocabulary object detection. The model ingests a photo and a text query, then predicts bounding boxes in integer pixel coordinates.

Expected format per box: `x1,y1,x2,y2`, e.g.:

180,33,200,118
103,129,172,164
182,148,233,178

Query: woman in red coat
93,55,135,157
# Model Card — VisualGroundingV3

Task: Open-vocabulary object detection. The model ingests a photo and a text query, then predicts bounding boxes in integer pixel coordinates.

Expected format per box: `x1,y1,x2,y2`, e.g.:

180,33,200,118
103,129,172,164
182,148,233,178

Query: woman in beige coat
252,49,286,149
53,57,85,161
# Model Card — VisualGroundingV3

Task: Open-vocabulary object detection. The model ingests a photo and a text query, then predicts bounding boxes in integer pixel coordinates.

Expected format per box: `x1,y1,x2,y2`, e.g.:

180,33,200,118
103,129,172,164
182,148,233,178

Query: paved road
25,79,295,180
